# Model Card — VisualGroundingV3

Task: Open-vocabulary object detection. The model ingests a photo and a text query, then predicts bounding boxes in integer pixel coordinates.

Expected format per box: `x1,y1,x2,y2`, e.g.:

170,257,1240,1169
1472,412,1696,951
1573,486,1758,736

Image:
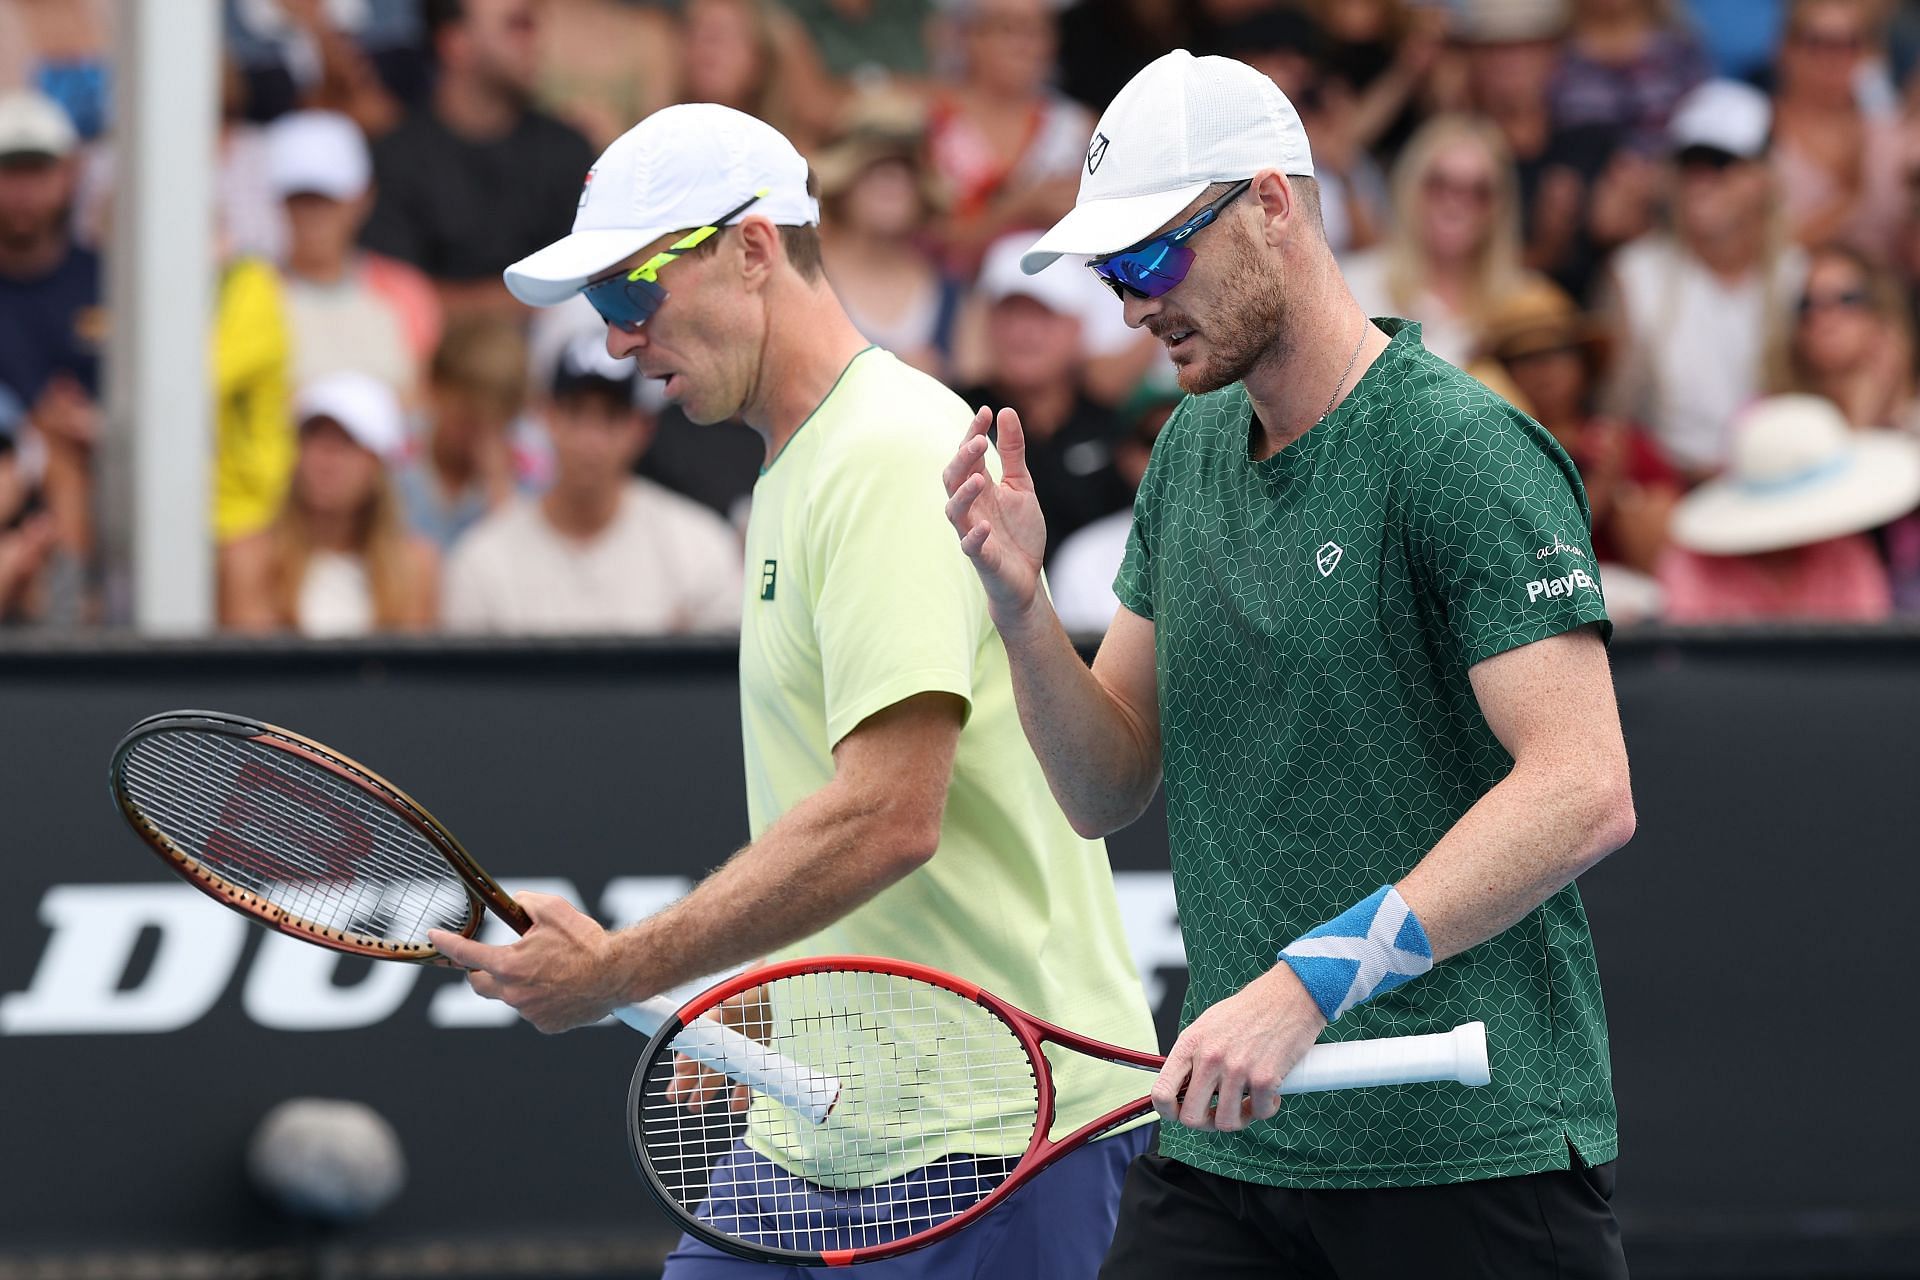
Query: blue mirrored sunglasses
1087,179,1252,301
581,190,766,331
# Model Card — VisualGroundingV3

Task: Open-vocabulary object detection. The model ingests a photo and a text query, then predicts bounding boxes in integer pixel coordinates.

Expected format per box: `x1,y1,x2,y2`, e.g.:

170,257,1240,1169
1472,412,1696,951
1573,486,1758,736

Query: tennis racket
108,709,840,1121
629,954,1491,1266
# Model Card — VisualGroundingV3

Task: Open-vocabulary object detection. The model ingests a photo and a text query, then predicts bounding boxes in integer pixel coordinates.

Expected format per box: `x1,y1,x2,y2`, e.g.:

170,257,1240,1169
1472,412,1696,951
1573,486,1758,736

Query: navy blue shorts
662,1124,1153,1279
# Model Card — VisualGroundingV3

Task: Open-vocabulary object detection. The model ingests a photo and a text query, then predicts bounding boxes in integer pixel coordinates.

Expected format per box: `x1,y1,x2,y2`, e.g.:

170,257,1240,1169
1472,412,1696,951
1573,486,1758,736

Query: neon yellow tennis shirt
738,347,1154,1184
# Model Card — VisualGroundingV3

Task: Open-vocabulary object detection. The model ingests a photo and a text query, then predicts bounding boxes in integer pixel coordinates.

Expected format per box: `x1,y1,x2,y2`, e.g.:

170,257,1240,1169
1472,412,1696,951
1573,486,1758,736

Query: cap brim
1019,182,1211,274
504,227,669,307
1672,434,1920,555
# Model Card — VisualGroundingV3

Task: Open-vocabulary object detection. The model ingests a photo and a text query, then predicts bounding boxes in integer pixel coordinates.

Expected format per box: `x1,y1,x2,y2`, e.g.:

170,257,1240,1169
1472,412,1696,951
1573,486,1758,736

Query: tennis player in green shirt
431,104,1156,1278
944,52,1636,1278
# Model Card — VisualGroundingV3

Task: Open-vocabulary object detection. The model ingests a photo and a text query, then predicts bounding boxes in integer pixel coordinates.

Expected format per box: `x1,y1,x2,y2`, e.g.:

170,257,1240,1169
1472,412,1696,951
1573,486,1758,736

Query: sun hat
1670,395,1920,555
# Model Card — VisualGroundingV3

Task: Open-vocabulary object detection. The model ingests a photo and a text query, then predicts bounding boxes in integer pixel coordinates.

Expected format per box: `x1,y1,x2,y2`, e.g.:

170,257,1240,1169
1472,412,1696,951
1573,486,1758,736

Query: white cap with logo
295,371,407,461
1022,50,1314,275
504,103,820,308
267,111,372,201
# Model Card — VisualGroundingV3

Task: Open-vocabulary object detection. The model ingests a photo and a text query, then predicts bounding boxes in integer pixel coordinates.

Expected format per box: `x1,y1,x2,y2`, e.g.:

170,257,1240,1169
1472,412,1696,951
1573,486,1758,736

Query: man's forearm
1395,757,1635,962
998,600,1160,838
605,781,932,1003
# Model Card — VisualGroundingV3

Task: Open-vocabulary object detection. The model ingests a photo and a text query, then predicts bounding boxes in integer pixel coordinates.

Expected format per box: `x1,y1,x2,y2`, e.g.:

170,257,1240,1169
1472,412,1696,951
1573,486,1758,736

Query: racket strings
638,969,1041,1257
118,731,474,946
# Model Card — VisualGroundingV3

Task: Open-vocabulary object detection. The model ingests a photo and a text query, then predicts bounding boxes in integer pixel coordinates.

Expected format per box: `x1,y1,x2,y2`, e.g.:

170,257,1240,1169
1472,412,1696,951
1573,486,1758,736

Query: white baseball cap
1021,50,1314,275
267,111,372,201
978,232,1100,316
504,103,820,307
1668,78,1771,160
295,371,406,461
0,90,77,161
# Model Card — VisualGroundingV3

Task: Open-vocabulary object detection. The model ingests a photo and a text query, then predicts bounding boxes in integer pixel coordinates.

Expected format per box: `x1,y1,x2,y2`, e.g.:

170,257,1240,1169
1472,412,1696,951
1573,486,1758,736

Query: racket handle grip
1281,1021,1490,1095
612,999,843,1124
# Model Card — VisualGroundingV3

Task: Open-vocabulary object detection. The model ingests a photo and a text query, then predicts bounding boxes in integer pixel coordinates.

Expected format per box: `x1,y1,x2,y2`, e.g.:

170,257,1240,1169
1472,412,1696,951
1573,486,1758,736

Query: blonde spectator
268,111,442,407
1772,0,1908,262
815,96,958,379
922,0,1093,274
1341,114,1528,367
1601,79,1804,478
1659,394,1920,622
1769,241,1918,429
221,372,438,637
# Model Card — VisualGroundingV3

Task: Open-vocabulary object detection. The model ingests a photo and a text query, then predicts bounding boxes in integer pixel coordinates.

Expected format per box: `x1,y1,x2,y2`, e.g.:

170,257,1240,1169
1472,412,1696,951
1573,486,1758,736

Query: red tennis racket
629,955,1490,1266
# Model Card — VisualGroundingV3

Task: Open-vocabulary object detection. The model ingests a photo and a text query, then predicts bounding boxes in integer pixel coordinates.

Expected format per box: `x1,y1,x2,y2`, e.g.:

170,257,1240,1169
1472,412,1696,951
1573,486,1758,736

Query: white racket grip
1279,1021,1490,1095
613,999,843,1124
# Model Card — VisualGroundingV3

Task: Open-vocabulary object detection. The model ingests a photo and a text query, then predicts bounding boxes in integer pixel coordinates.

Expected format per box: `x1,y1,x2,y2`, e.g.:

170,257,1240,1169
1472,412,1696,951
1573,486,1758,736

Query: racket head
109,709,522,962
628,956,1055,1267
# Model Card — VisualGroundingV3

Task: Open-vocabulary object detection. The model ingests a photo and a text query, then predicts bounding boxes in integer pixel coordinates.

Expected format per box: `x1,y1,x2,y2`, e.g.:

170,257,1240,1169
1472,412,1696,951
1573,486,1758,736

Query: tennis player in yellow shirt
428,104,1156,1279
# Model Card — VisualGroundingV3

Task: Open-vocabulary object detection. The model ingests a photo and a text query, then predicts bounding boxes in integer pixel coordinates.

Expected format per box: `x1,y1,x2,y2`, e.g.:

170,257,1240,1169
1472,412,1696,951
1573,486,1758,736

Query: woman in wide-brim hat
1658,393,1920,622
1475,276,1682,576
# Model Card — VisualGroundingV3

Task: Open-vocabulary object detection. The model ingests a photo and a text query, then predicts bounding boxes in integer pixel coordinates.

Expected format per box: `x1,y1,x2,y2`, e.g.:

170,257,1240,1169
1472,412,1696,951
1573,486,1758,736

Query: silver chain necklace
1319,319,1369,425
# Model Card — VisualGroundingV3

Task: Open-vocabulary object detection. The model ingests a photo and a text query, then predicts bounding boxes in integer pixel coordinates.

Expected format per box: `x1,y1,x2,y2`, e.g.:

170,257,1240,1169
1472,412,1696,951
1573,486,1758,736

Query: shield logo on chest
1316,542,1343,577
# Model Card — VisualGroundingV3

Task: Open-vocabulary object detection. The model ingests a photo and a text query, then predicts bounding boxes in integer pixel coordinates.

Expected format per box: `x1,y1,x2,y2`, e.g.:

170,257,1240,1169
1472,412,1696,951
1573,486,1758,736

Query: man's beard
1164,229,1290,395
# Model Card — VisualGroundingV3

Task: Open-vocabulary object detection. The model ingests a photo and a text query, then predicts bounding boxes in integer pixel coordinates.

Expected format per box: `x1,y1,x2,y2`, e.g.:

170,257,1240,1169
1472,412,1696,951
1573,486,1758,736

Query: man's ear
1250,170,1296,249
735,216,783,289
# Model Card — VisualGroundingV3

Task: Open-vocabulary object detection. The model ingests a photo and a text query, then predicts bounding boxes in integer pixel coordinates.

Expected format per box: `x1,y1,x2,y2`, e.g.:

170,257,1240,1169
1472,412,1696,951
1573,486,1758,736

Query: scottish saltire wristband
1278,886,1433,1022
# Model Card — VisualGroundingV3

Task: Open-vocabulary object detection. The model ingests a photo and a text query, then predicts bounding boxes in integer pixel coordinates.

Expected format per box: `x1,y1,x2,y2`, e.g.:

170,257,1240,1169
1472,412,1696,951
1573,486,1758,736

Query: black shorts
1099,1145,1627,1280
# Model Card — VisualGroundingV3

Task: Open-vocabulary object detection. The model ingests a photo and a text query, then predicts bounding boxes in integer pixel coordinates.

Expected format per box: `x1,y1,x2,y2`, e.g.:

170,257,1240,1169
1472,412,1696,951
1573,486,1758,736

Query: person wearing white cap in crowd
442,333,742,636
220,371,438,638
267,110,442,404
431,102,1157,1279
1600,77,1805,480
1658,393,1920,622
0,89,99,628
945,49,1634,1277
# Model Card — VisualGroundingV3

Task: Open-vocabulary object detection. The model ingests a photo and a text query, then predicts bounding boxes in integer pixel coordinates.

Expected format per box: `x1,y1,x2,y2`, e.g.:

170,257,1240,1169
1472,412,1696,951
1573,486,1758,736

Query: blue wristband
1277,886,1433,1022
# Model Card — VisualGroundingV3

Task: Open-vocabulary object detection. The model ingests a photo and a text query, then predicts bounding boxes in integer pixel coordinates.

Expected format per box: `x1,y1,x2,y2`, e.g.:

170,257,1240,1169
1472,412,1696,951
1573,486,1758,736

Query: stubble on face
1148,219,1292,395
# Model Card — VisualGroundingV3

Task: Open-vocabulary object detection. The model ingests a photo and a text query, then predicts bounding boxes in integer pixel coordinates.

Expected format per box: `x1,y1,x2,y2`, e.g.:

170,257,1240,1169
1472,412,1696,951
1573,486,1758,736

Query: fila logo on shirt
1316,542,1343,577
1526,568,1596,602
759,560,778,601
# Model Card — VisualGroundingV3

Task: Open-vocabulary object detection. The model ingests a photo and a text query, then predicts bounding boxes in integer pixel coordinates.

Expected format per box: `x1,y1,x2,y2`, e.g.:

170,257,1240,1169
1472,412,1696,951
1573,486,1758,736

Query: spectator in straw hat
1658,393,1920,621
1478,277,1681,574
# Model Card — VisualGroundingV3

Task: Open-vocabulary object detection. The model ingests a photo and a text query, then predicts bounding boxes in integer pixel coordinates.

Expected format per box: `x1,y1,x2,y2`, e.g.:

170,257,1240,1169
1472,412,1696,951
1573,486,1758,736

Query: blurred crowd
6,0,1920,636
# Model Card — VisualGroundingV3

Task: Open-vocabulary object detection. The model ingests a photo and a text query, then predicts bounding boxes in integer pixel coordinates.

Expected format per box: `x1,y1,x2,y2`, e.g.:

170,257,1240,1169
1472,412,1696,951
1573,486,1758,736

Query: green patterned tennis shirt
1114,319,1617,1189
